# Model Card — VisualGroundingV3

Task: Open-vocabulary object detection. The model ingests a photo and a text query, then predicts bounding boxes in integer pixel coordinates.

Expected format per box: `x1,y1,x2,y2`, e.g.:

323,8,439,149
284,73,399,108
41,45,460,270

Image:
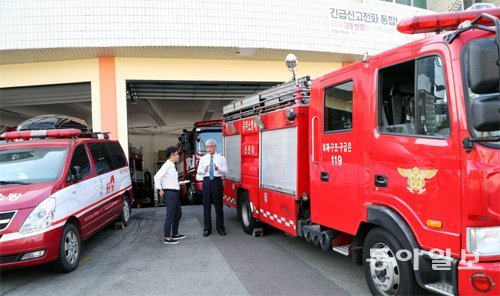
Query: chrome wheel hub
369,242,400,296
64,231,79,265
241,202,251,227
123,200,130,222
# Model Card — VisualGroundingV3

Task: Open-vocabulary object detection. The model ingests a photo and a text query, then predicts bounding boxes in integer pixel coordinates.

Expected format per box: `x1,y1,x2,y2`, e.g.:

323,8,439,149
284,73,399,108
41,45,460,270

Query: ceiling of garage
0,83,92,128
126,80,277,135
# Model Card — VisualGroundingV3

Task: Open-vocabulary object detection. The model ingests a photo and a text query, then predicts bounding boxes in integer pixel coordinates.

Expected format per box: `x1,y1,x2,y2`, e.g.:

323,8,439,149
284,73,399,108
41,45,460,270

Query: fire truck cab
0,117,133,272
222,9,500,296
177,120,223,204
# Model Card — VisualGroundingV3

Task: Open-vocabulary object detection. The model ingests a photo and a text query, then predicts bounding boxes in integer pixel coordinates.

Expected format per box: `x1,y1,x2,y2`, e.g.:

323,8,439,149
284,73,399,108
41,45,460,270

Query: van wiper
0,180,32,185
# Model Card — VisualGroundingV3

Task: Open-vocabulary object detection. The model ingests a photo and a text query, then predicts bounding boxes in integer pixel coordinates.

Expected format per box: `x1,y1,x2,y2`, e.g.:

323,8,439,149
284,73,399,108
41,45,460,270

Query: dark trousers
202,177,224,232
164,190,182,237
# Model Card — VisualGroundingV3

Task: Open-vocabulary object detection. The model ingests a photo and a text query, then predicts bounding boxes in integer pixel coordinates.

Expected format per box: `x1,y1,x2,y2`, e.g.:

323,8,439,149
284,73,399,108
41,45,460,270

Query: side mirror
471,95,500,132
71,166,83,181
468,38,499,94
196,137,200,143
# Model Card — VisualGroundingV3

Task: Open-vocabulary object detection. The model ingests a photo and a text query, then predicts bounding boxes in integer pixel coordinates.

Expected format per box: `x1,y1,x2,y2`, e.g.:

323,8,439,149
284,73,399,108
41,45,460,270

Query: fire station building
0,0,433,172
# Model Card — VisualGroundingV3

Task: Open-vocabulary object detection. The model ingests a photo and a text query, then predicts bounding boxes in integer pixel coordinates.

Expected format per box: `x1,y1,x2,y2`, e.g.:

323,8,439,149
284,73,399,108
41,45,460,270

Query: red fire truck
222,9,500,296
177,120,223,204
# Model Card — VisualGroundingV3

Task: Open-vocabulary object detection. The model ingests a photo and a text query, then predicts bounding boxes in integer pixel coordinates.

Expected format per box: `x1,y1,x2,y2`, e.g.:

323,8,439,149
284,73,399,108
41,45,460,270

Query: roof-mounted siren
397,8,500,34
285,53,298,82
17,114,89,132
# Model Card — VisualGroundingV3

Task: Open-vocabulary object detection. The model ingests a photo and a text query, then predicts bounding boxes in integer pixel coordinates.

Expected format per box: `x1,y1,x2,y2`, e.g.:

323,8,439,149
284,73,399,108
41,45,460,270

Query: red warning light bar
0,129,82,140
398,8,500,34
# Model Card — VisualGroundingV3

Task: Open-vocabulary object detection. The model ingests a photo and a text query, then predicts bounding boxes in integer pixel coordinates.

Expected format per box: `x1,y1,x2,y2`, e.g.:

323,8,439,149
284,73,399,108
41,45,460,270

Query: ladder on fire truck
223,76,311,121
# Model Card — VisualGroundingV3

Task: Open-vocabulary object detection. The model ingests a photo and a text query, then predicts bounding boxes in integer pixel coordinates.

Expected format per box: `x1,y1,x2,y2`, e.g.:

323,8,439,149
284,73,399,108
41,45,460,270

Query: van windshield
0,148,67,185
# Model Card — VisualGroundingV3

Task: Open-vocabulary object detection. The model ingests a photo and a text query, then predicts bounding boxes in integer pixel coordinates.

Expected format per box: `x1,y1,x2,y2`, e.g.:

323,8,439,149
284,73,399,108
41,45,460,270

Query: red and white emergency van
0,121,133,272
222,9,500,296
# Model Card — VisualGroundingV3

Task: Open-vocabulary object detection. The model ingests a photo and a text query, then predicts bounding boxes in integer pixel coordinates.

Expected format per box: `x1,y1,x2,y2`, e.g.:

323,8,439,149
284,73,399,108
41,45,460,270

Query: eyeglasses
206,145,216,148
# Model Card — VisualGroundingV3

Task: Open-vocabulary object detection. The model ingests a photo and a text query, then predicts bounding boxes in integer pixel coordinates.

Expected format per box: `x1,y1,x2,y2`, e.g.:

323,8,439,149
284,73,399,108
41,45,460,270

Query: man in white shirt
197,139,228,237
154,147,186,245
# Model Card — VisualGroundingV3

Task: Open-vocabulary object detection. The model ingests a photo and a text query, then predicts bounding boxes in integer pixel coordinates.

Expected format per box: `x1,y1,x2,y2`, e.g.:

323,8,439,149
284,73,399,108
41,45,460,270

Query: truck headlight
466,226,500,257
20,197,56,234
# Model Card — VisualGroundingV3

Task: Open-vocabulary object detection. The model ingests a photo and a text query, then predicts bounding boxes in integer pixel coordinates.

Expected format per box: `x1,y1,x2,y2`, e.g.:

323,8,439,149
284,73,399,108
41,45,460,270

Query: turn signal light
426,219,443,228
471,273,494,293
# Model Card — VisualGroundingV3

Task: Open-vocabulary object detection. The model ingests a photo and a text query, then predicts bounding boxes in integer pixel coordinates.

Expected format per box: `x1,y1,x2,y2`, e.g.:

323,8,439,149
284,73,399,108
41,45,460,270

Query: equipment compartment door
312,68,359,233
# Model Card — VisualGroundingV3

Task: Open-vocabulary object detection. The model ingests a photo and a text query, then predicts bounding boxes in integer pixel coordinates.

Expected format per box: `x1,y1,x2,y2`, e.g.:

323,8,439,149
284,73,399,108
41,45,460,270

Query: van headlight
466,226,500,257
20,197,56,234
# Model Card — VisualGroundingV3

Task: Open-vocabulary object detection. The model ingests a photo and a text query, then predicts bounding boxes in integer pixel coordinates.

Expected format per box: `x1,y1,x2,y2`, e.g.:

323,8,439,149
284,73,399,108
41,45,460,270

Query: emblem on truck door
397,167,438,194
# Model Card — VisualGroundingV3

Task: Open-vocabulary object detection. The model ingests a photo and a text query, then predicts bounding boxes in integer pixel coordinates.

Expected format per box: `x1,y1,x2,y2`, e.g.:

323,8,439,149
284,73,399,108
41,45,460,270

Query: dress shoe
218,230,226,236
203,230,210,237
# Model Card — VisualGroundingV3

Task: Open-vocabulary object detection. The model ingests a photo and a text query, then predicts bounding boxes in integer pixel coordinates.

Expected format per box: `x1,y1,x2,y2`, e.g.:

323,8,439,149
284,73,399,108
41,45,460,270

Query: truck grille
0,211,17,231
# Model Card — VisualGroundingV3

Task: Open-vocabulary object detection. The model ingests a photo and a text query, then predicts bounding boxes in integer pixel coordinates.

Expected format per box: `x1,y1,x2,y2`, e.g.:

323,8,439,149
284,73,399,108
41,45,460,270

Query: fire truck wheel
52,223,81,273
362,227,423,296
186,184,196,205
117,196,131,226
239,192,255,234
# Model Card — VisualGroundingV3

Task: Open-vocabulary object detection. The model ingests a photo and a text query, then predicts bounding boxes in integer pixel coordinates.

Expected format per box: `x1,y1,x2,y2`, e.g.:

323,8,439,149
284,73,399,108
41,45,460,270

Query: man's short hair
206,139,217,147
165,146,178,159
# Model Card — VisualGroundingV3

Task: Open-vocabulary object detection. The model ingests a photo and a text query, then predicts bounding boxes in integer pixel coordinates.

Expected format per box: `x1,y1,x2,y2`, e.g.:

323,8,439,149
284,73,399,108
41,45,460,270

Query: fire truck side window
88,142,114,175
416,56,449,137
378,56,449,138
69,144,91,181
324,80,353,132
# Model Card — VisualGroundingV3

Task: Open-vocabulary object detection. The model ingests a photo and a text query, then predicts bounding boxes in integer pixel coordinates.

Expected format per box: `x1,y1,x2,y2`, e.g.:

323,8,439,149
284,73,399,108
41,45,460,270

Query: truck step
252,228,264,237
424,282,454,296
332,244,351,256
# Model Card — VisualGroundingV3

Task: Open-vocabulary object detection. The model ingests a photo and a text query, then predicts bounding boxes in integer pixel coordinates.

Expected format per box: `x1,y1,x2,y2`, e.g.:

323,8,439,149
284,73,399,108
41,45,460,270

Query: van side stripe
51,186,132,226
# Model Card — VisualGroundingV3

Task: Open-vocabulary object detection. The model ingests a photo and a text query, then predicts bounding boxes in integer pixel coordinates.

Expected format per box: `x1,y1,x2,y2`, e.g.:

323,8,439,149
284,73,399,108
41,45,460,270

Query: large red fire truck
222,9,500,296
177,120,222,204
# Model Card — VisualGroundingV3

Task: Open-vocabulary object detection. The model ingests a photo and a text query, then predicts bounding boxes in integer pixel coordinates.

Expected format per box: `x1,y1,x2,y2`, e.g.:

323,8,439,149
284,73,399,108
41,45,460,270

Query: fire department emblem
397,167,438,195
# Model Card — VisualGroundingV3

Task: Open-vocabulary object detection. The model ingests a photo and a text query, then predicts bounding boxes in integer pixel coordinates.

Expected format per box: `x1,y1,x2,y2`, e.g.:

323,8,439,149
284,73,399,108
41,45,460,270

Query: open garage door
0,82,92,130
126,80,277,206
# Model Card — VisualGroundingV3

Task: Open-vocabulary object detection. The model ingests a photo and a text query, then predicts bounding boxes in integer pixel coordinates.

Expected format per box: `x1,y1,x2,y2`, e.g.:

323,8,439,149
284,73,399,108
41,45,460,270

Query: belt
203,177,222,180
163,189,179,192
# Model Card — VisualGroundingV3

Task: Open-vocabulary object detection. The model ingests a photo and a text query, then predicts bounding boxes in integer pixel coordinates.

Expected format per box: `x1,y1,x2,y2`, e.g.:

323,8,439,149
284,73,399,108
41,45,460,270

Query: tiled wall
0,0,430,55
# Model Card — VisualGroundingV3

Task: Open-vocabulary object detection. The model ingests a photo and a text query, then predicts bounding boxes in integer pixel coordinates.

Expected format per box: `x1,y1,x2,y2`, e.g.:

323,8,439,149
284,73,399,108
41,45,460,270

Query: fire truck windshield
196,132,223,155
0,148,67,185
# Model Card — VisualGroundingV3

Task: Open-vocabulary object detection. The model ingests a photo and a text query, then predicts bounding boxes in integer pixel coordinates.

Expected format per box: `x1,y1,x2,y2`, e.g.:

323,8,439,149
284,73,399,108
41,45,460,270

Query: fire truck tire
117,195,131,227
51,223,81,273
362,227,424,296
312,233,320,246
239,192,256,234
186,183,196,205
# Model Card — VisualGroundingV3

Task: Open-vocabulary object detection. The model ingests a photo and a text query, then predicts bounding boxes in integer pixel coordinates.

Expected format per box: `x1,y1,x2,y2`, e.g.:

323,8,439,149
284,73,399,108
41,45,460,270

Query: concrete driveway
0,206,370,296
